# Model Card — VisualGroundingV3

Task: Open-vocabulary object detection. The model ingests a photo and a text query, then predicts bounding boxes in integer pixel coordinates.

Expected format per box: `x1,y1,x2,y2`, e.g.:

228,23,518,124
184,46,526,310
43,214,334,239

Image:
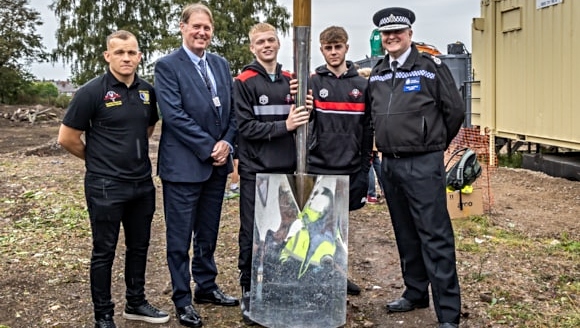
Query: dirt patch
0,109,578,328
0,105,64,155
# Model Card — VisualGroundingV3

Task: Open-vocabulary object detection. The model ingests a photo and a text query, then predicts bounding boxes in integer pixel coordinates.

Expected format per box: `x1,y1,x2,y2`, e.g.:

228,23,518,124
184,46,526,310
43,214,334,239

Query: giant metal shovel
249,1,349,327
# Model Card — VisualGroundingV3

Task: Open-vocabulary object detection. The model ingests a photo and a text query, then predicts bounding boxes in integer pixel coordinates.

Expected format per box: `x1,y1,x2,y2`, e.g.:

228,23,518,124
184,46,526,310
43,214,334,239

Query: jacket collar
375,43,420,73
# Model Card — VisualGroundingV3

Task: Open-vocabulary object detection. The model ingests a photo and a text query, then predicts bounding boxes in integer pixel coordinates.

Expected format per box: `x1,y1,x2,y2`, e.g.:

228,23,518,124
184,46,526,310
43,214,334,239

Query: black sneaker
122,301,170,324
95,314,116,328
347,279,361,295
241,287,256,326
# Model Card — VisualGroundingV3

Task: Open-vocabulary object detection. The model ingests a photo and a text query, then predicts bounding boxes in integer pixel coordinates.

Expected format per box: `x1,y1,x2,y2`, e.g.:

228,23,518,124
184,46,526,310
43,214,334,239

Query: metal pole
293,0,311,207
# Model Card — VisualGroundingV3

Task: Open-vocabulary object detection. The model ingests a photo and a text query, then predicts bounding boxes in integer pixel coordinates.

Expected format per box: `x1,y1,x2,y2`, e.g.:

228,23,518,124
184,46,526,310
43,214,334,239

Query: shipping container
471,0,580,151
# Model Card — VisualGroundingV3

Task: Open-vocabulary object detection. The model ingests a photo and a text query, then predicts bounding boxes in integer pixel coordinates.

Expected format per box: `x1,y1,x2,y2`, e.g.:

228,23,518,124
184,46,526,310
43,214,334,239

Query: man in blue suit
154,3,238,328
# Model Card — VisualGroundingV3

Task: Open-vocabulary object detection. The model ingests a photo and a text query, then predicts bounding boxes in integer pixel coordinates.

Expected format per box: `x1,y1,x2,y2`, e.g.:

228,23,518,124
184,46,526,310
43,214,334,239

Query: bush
498,152,523,168
54,94,72,109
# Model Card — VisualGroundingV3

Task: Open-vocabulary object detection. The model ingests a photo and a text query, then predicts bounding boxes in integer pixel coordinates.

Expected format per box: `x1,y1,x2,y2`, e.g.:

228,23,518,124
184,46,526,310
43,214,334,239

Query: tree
51,0,291,85
0,0,46,70
0,67,34,104
29,81,59,98
50,0,175,85
17,81,59,105
204,0,291,75
0,0,47,103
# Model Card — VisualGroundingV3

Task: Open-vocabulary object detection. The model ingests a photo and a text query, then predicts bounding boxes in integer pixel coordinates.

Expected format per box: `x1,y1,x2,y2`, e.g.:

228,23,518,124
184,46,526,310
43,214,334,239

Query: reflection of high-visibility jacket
279,206,337,278
280,229,336,278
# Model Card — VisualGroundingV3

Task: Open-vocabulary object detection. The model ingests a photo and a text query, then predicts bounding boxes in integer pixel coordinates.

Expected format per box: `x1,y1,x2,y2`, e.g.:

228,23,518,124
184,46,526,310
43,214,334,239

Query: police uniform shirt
389,46,412,69
62,69,159,181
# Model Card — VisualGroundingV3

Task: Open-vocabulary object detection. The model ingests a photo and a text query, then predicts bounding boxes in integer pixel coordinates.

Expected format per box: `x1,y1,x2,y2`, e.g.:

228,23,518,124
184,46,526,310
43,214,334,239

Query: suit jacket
155,47,236,183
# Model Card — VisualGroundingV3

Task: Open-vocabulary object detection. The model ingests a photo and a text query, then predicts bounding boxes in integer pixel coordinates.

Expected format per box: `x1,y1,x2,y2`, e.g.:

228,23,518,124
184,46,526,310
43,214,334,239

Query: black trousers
84,174,155,319
382,151,461,324
163,170,227,308
238,175,256,289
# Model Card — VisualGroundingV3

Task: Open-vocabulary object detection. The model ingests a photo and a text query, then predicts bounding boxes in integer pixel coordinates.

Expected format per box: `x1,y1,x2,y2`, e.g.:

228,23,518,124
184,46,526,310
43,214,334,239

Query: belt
383,151,427,159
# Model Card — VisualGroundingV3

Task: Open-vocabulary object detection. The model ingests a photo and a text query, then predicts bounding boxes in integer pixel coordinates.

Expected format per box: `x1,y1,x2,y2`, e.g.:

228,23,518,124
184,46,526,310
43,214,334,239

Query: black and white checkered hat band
378,14,411,31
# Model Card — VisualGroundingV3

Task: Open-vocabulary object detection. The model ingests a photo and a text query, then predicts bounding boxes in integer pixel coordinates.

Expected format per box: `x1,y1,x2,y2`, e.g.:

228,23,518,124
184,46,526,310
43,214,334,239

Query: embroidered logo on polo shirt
349,88,362,99
104,90,122,107
139,90,150,104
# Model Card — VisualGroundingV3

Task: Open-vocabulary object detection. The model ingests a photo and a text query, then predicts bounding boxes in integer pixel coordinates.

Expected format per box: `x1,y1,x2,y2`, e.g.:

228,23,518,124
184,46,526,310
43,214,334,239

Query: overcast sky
29,0,481,81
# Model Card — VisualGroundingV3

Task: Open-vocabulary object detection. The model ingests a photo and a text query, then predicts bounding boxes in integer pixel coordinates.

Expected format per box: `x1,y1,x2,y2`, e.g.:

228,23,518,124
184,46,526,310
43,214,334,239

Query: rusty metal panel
471,0,580,150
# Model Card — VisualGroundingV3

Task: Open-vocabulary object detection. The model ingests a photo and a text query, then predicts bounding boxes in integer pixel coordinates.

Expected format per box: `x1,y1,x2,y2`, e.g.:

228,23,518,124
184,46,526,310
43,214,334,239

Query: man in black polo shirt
58,30,169,328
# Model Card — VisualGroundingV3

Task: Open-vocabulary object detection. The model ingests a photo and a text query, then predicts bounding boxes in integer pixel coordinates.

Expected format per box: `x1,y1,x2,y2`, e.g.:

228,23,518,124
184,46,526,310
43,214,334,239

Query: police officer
366,7,465,328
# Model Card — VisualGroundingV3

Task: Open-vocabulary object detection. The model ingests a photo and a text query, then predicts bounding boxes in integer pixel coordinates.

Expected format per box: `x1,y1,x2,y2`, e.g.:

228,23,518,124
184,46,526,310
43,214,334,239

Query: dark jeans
84,173,155,318
368,151,385,197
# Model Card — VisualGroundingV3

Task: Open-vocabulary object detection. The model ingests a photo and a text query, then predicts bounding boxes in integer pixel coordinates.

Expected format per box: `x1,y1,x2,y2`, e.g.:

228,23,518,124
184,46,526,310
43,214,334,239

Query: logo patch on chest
139,90,150,104
104,90,122,107
349,88,362,99
405,77,421,85
259,94,269,105
319,88,329,99
403,77,421,92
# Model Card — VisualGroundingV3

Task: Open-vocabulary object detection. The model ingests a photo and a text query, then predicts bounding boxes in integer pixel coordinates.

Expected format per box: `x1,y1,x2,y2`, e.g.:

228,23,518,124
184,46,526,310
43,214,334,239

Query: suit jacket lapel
177,48,215,106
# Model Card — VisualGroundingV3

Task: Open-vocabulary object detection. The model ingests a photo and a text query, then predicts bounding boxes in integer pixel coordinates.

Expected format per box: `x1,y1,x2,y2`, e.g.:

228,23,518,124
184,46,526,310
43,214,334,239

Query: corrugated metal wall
471,0,580,150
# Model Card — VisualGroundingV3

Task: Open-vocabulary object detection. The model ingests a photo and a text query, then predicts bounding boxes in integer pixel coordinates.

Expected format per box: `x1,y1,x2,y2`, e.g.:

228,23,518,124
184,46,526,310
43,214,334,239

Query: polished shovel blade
249,173,349,328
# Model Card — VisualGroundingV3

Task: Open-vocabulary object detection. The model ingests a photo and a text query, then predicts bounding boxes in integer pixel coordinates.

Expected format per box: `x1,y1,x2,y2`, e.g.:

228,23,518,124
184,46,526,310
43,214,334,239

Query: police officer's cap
373,7,415,31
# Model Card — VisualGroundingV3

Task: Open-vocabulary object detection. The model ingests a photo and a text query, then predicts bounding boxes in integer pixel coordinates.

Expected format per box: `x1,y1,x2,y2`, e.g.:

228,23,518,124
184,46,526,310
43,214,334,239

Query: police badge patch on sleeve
431,55,441,65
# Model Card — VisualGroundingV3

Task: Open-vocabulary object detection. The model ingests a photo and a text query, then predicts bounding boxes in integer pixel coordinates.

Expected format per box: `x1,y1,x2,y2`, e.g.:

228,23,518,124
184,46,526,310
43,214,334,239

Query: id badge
213,97,221,107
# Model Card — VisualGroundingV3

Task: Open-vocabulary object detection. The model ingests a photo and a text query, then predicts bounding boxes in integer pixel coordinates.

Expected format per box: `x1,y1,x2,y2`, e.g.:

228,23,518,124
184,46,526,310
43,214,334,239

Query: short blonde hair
249,23,278,43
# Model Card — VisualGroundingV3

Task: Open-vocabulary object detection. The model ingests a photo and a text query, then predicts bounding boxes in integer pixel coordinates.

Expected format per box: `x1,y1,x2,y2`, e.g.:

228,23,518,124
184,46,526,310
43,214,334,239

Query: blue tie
199,59,216,97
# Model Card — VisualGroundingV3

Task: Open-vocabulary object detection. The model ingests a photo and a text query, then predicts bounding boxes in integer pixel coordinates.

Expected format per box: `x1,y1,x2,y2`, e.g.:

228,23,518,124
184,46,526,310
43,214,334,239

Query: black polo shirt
62,69,159,181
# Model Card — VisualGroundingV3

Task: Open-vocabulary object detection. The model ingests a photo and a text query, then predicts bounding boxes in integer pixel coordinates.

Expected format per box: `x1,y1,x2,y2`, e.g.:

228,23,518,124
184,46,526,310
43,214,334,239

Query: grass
453,215,580,327
0,186,89,259
497,152,523,168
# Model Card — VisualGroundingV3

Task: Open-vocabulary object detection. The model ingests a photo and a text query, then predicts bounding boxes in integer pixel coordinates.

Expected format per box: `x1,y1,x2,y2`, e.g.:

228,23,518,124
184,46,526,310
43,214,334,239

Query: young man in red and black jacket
307,26,373,296
234,22,312,325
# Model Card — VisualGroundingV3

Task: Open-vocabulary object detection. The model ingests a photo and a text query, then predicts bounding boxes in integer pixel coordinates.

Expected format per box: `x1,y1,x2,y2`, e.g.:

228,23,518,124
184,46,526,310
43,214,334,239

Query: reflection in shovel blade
250,173,349,328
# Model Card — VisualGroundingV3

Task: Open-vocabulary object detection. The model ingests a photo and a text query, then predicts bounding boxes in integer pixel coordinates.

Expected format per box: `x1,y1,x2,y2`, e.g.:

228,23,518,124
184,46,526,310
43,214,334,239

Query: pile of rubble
1,105,60,125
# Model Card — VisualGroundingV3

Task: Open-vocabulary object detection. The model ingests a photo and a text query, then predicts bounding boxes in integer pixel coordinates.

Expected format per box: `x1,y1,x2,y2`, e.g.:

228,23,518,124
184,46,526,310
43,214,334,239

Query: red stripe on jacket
314,100,365,112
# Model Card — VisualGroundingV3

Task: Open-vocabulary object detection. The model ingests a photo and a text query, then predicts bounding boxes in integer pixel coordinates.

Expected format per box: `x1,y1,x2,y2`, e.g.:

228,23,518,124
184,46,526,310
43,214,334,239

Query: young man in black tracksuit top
307,26,373,296
234,22,311,325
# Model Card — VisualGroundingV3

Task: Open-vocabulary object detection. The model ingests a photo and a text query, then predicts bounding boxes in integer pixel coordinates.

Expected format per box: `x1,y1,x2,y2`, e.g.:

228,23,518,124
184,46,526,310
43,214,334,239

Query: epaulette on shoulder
421,52,442,66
